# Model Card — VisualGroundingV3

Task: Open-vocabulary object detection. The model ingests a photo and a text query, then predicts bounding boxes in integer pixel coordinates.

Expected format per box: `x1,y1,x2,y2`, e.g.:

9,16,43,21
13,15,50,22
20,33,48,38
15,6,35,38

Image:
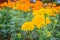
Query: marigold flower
52,4,56,7
0,2,7,7
32,15,45,28
44,9,53,14
15,3,30,12
7,2,15,8
33,8,45,16
21,22,34,31
52,7,58,13
30,1,43,10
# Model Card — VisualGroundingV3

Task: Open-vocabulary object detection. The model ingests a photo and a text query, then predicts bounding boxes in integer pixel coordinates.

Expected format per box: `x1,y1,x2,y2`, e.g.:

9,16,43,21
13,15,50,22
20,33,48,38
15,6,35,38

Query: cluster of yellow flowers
21,8,53,31
21,16,51,31
32,15,51,28
33,8,59,17
21,6,60,31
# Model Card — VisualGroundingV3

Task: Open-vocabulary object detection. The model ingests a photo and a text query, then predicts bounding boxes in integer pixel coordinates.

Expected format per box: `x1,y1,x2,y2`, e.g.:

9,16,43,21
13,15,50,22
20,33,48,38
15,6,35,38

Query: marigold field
0,0,60,40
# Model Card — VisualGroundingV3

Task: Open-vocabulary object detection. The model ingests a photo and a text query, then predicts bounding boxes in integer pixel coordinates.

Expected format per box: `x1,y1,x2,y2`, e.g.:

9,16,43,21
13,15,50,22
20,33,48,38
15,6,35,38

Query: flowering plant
0,0,60,40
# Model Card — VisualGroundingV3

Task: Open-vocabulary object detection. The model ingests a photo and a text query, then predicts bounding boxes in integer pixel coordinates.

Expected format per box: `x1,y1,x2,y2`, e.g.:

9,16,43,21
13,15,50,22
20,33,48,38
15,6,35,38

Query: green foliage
0,7,60,40
0,7,31,40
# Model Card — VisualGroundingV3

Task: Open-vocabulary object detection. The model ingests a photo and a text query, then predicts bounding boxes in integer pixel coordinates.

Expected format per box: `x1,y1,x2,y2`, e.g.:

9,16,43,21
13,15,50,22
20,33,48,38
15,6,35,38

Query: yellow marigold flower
33,8,45,16
44,9,53,15
21,22,34,31
32,15,45,28
52,7,58,13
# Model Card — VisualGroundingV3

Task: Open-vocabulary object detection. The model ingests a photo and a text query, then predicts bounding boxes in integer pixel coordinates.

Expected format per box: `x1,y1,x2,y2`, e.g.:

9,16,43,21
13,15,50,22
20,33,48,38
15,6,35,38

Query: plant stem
53,19,57,32
38,28,43,40
28,31,33,40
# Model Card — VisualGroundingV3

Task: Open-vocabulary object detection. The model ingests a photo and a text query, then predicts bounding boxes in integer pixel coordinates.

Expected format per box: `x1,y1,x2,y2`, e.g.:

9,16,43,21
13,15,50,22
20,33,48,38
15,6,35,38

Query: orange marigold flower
52,4,56,7
7,2,15,8
0,2,7,7
52,7,58,13
30,1,43,10
16,4,30,12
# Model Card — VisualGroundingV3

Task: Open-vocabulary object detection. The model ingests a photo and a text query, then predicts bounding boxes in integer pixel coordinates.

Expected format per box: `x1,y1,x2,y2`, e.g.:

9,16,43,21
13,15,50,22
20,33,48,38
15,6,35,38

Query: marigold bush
0,0,60,40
